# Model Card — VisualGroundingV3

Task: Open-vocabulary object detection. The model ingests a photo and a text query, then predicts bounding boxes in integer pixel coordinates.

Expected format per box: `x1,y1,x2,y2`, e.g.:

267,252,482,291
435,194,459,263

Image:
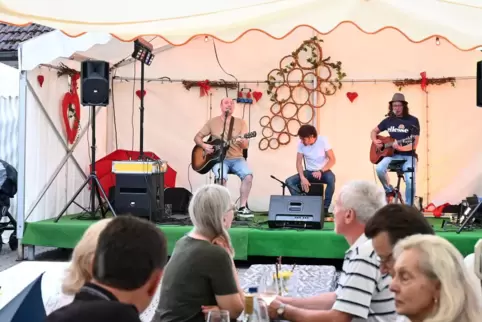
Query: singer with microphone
194,98,254,216
370,93,420,205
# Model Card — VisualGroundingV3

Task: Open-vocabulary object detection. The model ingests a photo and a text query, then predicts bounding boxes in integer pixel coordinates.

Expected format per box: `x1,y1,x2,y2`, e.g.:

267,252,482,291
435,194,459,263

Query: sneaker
237,207,254,218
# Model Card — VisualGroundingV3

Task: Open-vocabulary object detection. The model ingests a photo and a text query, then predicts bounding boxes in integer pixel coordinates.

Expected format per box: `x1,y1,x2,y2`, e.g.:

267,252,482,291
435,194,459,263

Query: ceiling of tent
0,0,481,51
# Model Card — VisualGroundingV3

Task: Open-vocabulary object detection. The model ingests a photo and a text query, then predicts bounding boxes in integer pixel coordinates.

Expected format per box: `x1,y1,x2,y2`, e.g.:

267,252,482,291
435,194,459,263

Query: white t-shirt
297,136,332,171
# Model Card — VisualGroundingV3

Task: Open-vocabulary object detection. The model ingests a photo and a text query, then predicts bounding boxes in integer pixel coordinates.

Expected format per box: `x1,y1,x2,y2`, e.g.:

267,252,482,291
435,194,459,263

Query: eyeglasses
376,253,394,264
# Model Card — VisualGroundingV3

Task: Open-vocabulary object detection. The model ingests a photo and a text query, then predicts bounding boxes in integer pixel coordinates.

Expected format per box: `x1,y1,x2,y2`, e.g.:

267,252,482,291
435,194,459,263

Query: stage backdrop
110,24,482,211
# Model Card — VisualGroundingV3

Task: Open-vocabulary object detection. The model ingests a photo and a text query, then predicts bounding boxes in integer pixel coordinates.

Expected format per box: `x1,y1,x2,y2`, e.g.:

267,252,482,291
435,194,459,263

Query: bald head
220,98,234,116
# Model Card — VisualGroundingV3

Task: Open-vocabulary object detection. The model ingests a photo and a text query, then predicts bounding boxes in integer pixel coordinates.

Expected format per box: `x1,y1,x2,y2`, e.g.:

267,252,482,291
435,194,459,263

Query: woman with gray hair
390,234,482,322
156,184,245,322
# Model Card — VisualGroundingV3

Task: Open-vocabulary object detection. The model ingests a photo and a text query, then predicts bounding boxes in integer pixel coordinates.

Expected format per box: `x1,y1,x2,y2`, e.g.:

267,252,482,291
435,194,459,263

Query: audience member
390,234,482,322
42,218,112,314
46,215,167,322
155,184,245,322
365,204,434,276
269,180,395,322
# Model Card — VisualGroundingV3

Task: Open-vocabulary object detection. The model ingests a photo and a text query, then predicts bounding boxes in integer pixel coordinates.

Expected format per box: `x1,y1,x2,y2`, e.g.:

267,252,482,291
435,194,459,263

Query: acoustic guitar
369,135,414,164
191,131,257,174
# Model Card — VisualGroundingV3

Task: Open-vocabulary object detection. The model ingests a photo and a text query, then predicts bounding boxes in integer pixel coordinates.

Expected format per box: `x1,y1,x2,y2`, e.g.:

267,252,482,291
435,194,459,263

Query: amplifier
268,195,324,229
114,172,164,222
112,160,168,174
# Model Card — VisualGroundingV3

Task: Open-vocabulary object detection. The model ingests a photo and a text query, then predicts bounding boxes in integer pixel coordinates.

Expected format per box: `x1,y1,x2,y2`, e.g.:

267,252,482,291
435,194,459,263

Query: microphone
385,111,395,118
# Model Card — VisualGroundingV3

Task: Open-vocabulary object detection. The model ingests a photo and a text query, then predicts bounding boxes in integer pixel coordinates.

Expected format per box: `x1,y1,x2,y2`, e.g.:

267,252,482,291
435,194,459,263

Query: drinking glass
281,269,299,297
256,298,270,322
258,269,280,305
206,310,230,322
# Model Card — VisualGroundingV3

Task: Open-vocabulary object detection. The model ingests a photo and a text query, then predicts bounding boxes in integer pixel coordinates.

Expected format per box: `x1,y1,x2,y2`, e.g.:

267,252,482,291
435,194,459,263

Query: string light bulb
204,36,209,42
435,37,440,46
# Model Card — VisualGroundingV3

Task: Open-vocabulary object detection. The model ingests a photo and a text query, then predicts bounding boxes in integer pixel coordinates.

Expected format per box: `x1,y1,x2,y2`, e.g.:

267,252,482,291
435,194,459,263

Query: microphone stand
217,110,229,185
270,175,308,196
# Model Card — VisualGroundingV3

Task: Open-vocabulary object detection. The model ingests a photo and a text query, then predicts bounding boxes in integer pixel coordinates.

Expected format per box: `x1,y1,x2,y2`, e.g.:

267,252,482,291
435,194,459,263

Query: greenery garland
393,77,456,91
182,80,238,91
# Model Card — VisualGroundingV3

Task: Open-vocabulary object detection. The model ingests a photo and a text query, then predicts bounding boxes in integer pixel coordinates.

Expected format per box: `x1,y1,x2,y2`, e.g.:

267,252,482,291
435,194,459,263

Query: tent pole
113,76,475,83
113,76,312,84
16,69,27,261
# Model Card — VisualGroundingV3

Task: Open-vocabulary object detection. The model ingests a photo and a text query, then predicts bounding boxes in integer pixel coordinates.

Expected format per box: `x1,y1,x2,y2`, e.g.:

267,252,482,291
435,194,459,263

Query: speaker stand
54,105,116,222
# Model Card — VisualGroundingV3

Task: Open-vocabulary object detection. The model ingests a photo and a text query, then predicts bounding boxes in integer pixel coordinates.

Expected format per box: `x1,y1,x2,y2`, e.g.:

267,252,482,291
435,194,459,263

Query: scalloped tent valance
0,0,481,51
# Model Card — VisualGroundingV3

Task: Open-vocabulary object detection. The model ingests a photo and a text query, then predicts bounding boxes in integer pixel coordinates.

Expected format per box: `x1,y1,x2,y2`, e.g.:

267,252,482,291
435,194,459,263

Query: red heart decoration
346,92,358,103
253,91,262,102
136,90,146,99
61,92,81,144
37,75,44,87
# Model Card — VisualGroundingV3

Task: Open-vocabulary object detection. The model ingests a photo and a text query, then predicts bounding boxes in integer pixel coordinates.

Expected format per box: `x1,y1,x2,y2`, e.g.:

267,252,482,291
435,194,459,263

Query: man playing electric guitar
370,93,420,205
194,98,253,216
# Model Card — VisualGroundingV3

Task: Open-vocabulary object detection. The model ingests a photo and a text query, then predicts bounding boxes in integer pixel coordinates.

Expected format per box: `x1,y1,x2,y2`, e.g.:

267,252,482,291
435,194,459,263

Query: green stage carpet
22,215,482,260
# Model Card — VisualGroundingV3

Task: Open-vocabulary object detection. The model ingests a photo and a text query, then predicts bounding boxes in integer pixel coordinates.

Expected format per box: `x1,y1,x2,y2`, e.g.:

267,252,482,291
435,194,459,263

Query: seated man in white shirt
269,181,396,322
285,125,336,214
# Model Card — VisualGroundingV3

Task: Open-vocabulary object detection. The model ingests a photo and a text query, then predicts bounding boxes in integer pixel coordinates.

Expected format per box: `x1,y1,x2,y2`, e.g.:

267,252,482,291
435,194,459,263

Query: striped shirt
332,234,397,322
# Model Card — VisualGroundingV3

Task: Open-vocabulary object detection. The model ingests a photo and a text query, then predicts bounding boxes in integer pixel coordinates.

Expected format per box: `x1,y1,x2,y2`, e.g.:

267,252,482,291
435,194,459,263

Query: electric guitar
191,131,257,174
369,135,414,164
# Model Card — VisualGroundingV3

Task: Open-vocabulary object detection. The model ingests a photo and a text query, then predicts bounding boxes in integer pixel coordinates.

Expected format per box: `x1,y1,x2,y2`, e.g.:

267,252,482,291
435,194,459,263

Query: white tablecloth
0,261,161,321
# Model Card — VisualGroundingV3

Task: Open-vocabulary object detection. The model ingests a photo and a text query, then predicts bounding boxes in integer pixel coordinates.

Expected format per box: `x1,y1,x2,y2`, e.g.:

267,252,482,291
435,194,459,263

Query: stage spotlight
132,38,155,66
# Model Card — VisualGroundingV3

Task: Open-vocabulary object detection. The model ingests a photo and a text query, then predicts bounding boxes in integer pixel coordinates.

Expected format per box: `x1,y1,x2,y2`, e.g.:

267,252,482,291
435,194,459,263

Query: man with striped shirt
269,181,397,322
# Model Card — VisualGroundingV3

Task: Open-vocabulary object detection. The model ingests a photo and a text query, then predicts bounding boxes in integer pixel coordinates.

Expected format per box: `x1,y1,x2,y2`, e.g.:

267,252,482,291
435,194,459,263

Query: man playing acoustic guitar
370,93,420,205
194,98,254,216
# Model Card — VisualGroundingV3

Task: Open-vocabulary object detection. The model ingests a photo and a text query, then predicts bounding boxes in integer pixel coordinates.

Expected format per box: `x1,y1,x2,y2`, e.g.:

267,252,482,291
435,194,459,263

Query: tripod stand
54,105,116,222
457,198,482,234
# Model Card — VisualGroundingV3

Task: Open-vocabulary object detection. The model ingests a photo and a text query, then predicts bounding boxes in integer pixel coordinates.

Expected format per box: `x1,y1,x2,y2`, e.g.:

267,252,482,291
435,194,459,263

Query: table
0,261,68,310
239,264,338,296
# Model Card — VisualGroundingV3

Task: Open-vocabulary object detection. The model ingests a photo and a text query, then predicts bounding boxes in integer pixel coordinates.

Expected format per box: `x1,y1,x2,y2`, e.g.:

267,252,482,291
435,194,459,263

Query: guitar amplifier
268,195,324,229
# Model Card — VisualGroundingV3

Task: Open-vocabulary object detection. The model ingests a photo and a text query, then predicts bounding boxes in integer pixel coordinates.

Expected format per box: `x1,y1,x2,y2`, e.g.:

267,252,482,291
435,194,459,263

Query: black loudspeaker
81,60,110,106
268,195,324,229
114,173,164,222
477,61,482,107
164,187,193,215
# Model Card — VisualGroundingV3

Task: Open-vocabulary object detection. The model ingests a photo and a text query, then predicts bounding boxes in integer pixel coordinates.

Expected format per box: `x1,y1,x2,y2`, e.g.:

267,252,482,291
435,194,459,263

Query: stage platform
22,215,482,260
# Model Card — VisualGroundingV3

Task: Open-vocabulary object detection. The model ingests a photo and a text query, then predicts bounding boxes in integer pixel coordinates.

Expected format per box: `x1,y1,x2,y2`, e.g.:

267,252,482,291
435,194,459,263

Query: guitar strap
227,117,235,141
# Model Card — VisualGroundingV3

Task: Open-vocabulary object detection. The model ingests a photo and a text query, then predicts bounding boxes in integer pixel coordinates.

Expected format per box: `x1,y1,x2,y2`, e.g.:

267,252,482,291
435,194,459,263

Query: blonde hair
62,218,112,295
394,234,482,322
189,184,232,248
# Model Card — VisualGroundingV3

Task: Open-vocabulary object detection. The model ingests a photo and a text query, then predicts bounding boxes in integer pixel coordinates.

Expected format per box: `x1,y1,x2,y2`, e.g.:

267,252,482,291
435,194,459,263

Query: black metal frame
54,105,116,222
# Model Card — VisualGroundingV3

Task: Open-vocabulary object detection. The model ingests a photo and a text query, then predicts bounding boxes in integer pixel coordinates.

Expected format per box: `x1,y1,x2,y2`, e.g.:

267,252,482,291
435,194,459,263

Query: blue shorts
212,158,253,181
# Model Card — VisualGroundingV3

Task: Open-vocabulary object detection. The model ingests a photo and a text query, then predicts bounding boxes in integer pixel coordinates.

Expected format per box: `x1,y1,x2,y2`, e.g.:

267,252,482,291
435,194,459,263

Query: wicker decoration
259,36,346,151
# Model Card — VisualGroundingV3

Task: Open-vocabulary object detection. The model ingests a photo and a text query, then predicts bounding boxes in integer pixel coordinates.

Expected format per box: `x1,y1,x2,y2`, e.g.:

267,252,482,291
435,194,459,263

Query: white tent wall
0,62,19,221
112,25,482,210
23,62,108,222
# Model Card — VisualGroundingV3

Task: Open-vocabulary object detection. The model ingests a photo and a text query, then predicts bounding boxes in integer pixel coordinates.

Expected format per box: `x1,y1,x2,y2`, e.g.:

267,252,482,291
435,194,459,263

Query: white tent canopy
1,0,482,50
18,30,174,71
4,0,482,260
